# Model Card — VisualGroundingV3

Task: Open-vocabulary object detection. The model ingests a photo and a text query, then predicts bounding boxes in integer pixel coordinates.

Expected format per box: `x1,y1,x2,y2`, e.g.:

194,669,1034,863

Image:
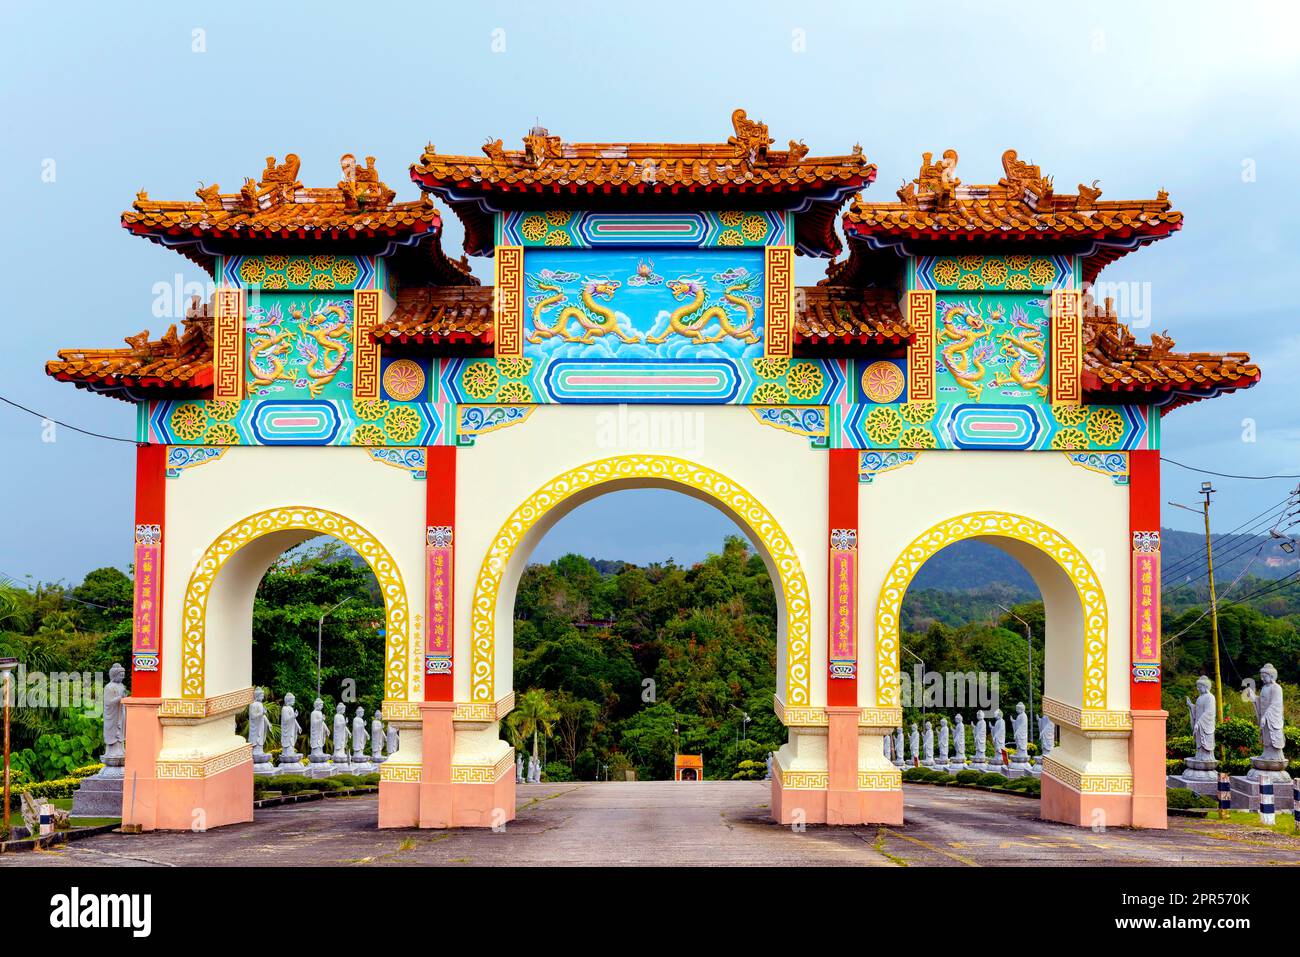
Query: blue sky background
2,0,1297,581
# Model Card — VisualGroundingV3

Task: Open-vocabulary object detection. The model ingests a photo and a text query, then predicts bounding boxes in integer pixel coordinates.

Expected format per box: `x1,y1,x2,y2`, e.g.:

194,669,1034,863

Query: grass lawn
1197,808,1300,836
52,797,120,829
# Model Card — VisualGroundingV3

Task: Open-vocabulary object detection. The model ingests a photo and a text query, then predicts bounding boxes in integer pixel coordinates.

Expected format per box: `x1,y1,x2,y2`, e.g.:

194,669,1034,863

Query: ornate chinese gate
46,117,1259,831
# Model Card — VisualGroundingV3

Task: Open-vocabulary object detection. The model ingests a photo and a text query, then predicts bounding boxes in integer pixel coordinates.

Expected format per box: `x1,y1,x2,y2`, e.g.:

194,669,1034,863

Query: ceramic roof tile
845,150,1182,282
123,153,441,268
795,287,910,345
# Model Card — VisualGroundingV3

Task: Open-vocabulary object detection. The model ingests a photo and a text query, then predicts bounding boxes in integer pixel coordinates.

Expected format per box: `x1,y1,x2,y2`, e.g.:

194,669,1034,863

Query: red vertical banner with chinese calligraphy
1129,450,1162,710
827,449,858,706
132,444,166,697
425,446,456,700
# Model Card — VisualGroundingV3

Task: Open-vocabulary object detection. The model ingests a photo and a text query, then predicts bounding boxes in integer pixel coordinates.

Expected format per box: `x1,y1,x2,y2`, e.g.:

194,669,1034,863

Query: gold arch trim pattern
180,507,410,701
469,455,812,705
875,511,1107,711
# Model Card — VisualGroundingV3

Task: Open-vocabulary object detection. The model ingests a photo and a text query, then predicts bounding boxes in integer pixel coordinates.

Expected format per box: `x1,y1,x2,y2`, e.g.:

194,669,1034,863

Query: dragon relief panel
934,292,1051,405
522,249,766,360
245,293,355,400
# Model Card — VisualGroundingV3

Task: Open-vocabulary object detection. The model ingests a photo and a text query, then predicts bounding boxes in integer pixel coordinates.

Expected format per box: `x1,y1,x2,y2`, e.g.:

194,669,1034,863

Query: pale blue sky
2,0,1298,583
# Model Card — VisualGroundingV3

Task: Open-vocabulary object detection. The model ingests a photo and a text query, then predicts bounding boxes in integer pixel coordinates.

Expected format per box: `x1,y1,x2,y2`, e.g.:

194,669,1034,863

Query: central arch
468,454,813,706
179,506,411,701
874,510,1108,712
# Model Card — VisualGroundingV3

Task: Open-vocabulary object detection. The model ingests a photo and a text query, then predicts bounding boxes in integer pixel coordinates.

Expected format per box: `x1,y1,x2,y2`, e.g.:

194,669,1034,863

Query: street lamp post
900,644,925,718
316,597,352,700
997,605,1035,735
1,657,17,838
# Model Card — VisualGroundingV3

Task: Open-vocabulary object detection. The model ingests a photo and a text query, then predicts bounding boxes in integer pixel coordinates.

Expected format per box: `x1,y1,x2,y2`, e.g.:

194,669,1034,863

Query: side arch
874,511,1107,711
179,506,410,701
468,455,813,705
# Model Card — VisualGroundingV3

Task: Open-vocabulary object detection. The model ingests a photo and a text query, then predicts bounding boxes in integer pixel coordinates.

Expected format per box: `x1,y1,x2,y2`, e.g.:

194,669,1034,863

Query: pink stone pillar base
121,697,254,831
378,780,420,828
1129,709,1169,830
770,773,828,825
825,706,859,824
449,774,516,828
154,761,253,831
415,702,517,829
1041,771,1132,828
417,702,455,829
122,698,162,830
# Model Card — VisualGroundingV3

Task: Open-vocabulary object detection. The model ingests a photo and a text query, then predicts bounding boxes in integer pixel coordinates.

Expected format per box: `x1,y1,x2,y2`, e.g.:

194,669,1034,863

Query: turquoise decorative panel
933,293,1051,405
522,248,765,360
245,294,355,400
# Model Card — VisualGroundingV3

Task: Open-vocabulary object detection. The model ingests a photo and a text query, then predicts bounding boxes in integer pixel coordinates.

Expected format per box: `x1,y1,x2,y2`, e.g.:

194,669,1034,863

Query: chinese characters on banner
1131,549,1161,681
132,527,161,672
829,529,857,679
426,526,453,675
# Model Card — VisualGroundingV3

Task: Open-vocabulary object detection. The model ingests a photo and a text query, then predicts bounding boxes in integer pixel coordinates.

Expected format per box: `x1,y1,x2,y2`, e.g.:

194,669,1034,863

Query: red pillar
1128,448,1168,828
827,449,858,706
131,444,166,698
424,446,456,701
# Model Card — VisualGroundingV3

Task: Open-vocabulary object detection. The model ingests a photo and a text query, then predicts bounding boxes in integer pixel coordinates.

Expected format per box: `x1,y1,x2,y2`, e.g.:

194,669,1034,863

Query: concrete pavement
5,781,1299,867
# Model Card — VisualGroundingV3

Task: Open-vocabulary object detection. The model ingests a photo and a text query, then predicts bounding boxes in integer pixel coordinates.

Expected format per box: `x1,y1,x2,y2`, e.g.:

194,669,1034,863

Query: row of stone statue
515,754,543,784
884,703,1053,772
1181,667,1287,783
247,689,398,776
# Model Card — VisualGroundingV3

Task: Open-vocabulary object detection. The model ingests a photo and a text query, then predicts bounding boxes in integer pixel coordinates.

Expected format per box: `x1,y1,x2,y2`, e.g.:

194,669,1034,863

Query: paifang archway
48,120,1258,835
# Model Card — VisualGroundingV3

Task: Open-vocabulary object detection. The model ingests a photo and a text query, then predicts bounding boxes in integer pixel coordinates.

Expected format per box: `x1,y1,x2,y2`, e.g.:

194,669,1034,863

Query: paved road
5,782,1299,867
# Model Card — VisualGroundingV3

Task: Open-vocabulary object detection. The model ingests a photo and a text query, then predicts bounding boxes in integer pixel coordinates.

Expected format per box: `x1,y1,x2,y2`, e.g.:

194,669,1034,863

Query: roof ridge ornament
912,149,959,207
338,153,396,210
1000,149,1053,207
728,108,774,168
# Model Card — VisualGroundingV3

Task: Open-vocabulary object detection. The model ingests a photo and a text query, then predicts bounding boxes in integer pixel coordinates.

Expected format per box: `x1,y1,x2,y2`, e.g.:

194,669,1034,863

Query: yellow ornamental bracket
906,289,936,403
494,245,524,359
763,246,794,359
1051,289,1083,405
213,287,245,402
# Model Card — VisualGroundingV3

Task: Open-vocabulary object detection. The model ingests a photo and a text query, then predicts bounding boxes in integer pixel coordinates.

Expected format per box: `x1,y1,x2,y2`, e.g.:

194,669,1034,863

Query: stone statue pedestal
69,758,125,819
1246,757,1290,784
349,757,377,775
947,761,967,774
1006,752,1033,778
892,756,905,769
1166,774,1219,798
305,762,336,779
1181,757,1219,782
276,751,307,777
328,760,353,776
1230,771,1294,810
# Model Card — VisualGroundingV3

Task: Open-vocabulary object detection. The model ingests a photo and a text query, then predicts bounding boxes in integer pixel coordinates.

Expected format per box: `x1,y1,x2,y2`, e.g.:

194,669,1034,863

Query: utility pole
1171,482,1222,721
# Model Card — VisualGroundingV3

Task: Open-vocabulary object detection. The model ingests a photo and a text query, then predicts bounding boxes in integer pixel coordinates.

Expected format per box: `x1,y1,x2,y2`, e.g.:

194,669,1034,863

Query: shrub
5,776,84,811
955,769,983,785
978,772,1007,787
902,766,929,782
1218,718,1258,753
543,761,574,782
1165,735,1195,759
1167,787,1216,810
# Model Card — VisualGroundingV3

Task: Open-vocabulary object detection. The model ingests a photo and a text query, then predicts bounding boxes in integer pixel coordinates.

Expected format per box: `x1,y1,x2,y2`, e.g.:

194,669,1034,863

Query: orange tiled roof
45,301,214,401
372,286,495,348
795,287,910,347
411,110,874,258
844,150,1182,282
1083,296,1259,408
123,153,442,272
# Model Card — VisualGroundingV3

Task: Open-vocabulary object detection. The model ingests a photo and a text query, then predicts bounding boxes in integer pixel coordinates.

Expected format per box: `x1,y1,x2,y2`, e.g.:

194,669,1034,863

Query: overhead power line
0,395,135,445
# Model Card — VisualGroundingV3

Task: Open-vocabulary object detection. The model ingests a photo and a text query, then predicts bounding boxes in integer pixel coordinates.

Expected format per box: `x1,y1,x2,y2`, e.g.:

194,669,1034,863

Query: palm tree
507,688,560,768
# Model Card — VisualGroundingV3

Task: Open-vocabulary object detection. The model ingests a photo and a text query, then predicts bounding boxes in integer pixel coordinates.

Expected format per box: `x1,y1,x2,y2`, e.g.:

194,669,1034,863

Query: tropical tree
507,688,560,766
